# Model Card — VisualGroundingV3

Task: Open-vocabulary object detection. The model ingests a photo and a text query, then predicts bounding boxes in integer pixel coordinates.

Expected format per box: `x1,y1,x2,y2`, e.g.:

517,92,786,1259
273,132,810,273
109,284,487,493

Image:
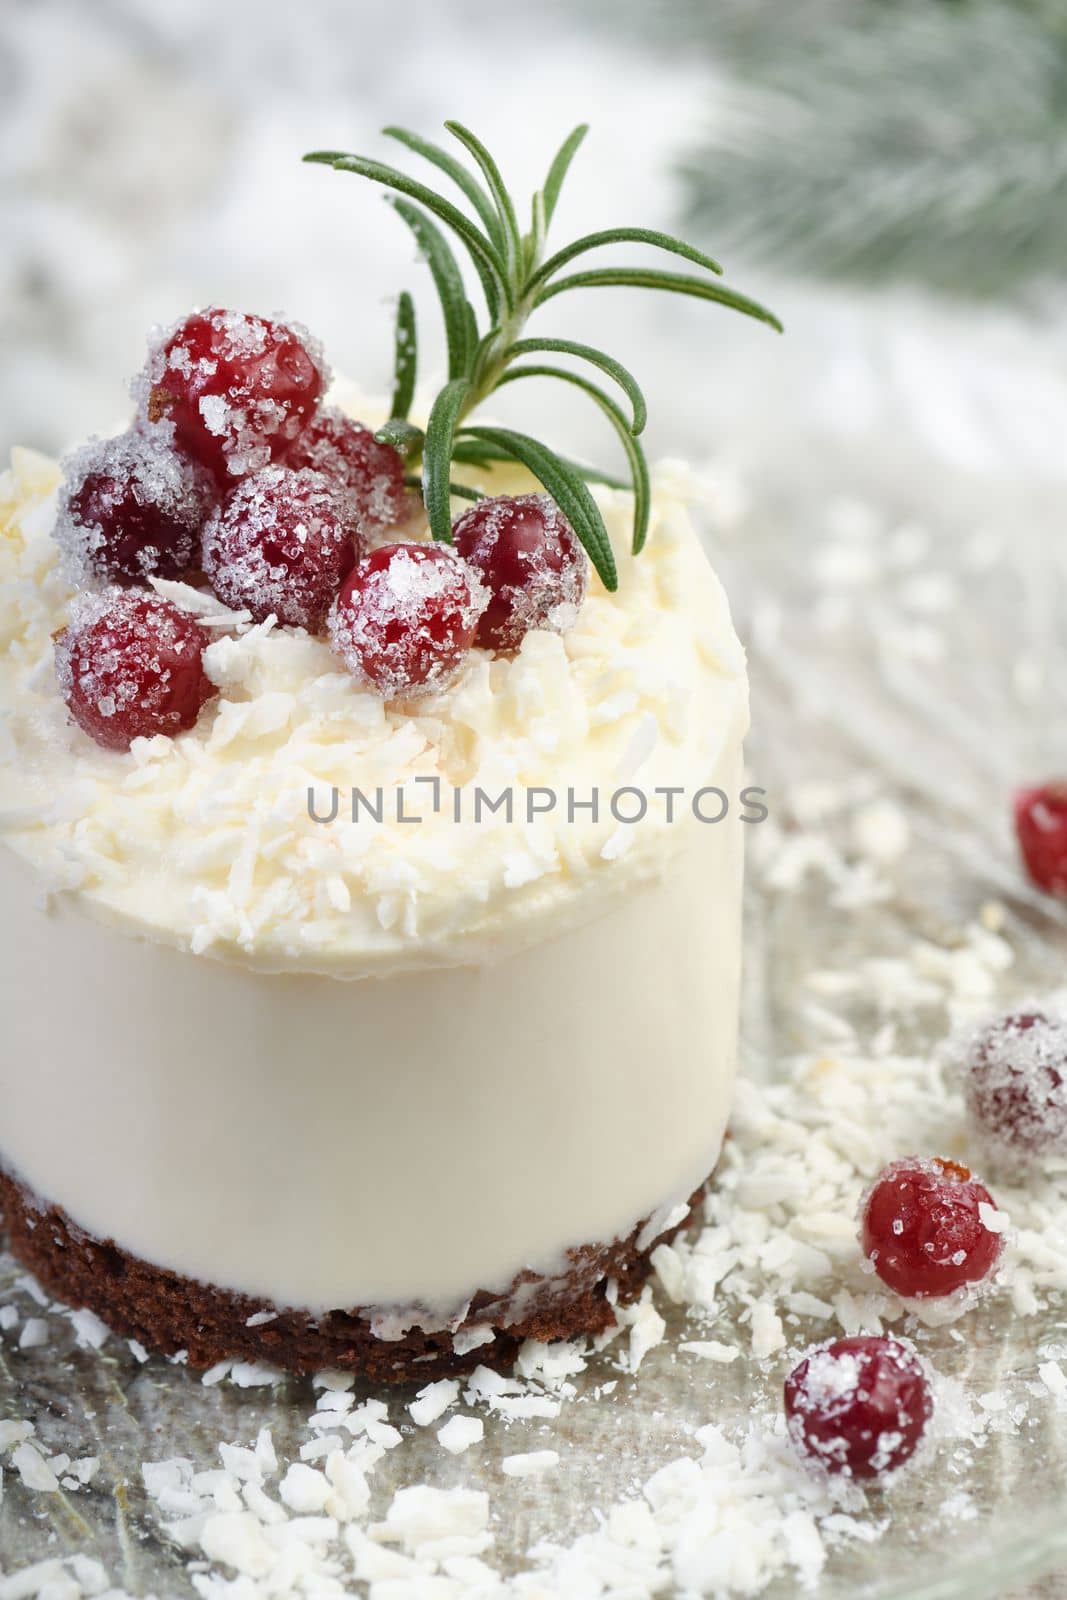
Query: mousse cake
0,120,776,1380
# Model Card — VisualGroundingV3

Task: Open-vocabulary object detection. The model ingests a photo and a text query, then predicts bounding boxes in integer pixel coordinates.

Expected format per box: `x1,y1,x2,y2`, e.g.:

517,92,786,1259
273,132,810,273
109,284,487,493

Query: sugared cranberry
55,591,216,751
452,493,588,651
284,406,412,538
861,1157,1002,1299
328,542,487,699
54,428,215,586
142,308,328,481
1015,785,1067,895
202,466,356,632
963,1009,1067,1165
785,1335,932,1479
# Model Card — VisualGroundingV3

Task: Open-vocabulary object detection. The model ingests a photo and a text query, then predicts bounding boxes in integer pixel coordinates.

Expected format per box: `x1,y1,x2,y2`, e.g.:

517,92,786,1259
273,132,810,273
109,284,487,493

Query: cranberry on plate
328,542,487,699
284,406,412,539
860,1156,1002,1299
54,427,215,587
1015,784,1067,896
202,465,357,632
452,493,588,651
55,590,216,751
785,1335,932,1479
143,308,328,481
962,1008,1067,1166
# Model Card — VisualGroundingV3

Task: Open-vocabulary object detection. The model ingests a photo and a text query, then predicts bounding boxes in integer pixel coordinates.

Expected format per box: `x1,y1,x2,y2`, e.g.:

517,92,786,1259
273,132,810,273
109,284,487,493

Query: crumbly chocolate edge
0,1168,708,1384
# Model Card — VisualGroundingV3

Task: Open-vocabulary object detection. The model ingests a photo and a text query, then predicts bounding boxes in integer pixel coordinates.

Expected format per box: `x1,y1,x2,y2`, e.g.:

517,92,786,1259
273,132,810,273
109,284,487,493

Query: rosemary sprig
305,123,780,590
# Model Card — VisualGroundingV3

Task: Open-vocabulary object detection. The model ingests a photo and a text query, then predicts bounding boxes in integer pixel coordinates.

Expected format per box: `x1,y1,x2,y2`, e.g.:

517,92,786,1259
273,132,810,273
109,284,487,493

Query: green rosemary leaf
303,151,511,315
462,425,618,591
496,365,649,553
524,190,547,280
503,337,647,434
390,198,472,380
443,122,523,271
389,291,417,421
527,227,722,294
382,125,506,253
536,266,783,331
423,378,472,543
462,299,479,365
449,438,504,465
404,474,485,502
452,436,629,491
541,124,589,228
376,417,424,458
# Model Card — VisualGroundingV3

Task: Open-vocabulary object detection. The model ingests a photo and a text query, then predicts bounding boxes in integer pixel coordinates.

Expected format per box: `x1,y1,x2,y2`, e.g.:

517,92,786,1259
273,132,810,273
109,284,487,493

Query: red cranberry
202,466,357,632
142,308,328,481
861,1157,1002,1299
54,428,215,586
963,1009,1067,1164
785,1335,932,1479
1015,785,1067,895
55,591,216,751
284,406,412,538
328,542,487,699
452,493,588,651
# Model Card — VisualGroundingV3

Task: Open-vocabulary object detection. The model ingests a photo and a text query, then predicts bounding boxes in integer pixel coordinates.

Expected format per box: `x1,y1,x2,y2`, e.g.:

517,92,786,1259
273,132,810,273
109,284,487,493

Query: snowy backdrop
4,0,1067,500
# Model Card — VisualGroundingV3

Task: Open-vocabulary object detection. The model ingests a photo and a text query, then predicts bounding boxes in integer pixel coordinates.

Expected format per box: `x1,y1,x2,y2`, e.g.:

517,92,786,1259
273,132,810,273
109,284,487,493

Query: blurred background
5,0,1067,486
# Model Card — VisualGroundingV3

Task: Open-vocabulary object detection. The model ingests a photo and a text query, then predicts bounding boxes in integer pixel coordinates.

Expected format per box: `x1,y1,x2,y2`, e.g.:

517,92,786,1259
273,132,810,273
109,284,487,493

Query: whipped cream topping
0,418,747,977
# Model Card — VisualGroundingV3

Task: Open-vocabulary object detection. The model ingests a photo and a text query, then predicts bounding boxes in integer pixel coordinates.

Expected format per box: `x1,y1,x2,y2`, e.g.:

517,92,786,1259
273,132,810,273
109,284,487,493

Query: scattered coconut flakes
680,1340,741,1363
12,1442,59,1493
372,1484,492,1562
278,1462,331,1514
66,1308,109,1350
436,1417,484,1456
501,1450,559,1478
0,1421,35,1452
228,1360,283,1387
750,1300,787,1359
17,1318,49,1350
1039,1360,1067,1401
201,1360,233,1387
408,1378,460,1427
617,1292,666,1372
452,1323,495,1357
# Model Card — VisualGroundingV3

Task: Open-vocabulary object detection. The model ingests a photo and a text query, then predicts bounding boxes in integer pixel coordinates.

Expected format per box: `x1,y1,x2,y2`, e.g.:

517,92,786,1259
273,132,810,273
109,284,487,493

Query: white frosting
0,431,749,1321
0,443,746,976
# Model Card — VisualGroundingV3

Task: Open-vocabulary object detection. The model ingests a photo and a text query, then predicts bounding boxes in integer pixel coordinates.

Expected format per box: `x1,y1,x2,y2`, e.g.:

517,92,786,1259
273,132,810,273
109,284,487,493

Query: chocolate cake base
0,1169,706,1383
